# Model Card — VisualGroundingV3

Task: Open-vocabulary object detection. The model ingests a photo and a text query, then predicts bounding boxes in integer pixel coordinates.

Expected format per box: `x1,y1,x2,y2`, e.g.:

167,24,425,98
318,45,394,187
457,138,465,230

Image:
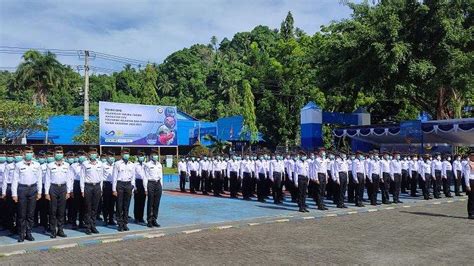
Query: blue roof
301,101,321,110
28,115,97,144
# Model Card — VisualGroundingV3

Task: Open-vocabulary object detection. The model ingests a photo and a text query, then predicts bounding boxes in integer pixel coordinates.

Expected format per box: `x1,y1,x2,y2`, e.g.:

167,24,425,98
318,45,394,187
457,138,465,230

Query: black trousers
467,180,474,217
298,175,309,210
213,171,222,196
461,173,467,193
49,184,67,232
146,181,162,223
179,171,187,192
201,170,210,194
326,171,334,201
348,171,355,202
84,183,101,230
286,174,297,202
134,179,146,221
257,173,266,201
454,170,462,195
189,171,197,193
355,173,365,205
17,184,37,237
71,180,85,225
381,173,391,203
229,171,239,198
392,173,401,202
335,172,348,207
242,172,252,199
223,174,229,192
102,181,115,222
422,174,432,199
3,184,16,230
116,181,132,227
272,172,282,204
411,171,419,196
35,188,49,229
433,170,442,198
314,173,327,208
401,170,409,193
368,174,380,205
442,170,453,197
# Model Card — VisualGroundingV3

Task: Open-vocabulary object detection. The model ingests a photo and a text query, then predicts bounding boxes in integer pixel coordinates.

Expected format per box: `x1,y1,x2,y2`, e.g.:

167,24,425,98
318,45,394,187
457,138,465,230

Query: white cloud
0,0,354,71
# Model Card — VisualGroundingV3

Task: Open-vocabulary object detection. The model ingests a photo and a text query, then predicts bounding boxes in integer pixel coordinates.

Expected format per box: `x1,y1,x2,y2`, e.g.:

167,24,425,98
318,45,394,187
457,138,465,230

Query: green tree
11,50,64,106
140,64,159,105
73,120,99,144
280,11,295,40
241,80,258,143
0,100,51,144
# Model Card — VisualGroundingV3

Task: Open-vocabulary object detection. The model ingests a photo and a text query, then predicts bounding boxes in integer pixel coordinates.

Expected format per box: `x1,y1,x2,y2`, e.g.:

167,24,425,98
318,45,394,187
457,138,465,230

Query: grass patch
163,167,177,175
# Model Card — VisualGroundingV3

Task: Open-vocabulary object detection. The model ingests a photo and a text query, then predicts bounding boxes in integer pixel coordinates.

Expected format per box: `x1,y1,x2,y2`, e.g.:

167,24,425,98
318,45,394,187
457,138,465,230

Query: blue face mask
25,153,34,161
101,158,107,163
301,156,307,161
47,157,55,163
138,156,145,162
55,153,64,161
90,154,98,160
151,155,159,161
122,154,130,160
7,157,14,163
67,158,75,164
74,158,79,163
15,155,23,162
0,156,6,163
78,156,87,163
108,157,116,163
38,158,46,164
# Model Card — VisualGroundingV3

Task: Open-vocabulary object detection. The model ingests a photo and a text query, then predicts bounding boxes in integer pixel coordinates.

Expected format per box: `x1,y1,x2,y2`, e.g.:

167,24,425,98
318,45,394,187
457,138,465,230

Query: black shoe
50,233,56,239
446,195,453,198
18,237,24,243
117,226,123,232
337,205,344,208
468,216,474,220
123,225,129,231
397,200,403,203
25,234,35,241
78,223,86,229
342,205,348,208
85,229,92,235
108,220,117,226
151,220,159,227
299,209,305,213
57,231,67,237
147,222,153,228
91,227,99,234
96,216,103,221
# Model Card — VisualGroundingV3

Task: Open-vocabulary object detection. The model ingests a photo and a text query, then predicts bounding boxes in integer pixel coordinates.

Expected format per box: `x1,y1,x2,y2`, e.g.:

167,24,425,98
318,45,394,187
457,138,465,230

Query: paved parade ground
0,197,472,264
0,179,472,264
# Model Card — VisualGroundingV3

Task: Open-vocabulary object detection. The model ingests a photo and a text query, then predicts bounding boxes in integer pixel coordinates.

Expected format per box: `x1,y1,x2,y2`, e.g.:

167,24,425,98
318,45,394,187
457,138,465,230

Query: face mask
78,156,86,163
73,158,79,163
396,155,401,160
456,157,461,161
204,157,208,160
389,156,393,160
151,155,159,161
310,155,315,159
329,155,335,160
7,157,14,163
47,157,55,163
25,152,34,161
359,156,364,160
55,153,64,161
191,157,195,161
101,158,107,163
122,154,130,160
301,156,307,161
38,158,46,164
0,156,6,163
15,155,23,162
414,158,418,161
67,158,75,164
138,156,145,162
341,155,347,159
90,153,98,160
437,156,441,160
447,157,451,161
108,157,116,163
351,156,356,160
322,154,326,159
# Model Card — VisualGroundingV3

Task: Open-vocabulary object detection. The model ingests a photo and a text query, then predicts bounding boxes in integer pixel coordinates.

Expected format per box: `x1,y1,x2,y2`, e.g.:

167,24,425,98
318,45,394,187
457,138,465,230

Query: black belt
148,179,161,183
19,183,37,188
85,182,100,185
51,183,66,187
117,180,131,183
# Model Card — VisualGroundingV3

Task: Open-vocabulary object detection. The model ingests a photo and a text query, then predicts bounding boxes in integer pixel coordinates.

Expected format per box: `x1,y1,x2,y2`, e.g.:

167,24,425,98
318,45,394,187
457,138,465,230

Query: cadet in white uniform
390,152,403,204
0,151,7,230
294,153,309,212
441,155,453,198
177,158,187,192
269,154,284,204
352,152,366,207
12,146,42,242
452,155,463,196
112,148,136,232
1,150,17,232
134,151,147,223
102,151,116,225
227,156,241,198
80,148,103,235
144,149,163,227
240,155,254,200
464,153,473,219
419,154,433,200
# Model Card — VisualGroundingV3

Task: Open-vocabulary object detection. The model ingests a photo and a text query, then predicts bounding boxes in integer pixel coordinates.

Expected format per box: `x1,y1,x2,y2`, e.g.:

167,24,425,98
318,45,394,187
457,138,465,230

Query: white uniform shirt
441,160,452,177
103,162,114,182
143,160,163,190
380,159,391,174
453,160,463,178
45,161,73,193
0,162,5,195
199,160,210,176
12,161,42,197
2,162,15,196
255,160,268,178
332,158,349,182
269,160,284,181
239,160,253,177
351,159,366,181
135,163,146,180
285,159,295,180
431,159,443,176
80,160,104,193
419,160,432,181
293,160,309,185
112,160,136,192
463,161,474,186
177,161,187,173
227,160,240,177
70,162,82,181
187,161,199,175
368,159,382,182
409,159,419,173
390,160,402,179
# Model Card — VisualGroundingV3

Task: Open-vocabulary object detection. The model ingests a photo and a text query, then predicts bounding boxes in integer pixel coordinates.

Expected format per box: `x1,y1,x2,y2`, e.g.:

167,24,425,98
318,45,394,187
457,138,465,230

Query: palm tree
14,50,64,106
203,134,232,154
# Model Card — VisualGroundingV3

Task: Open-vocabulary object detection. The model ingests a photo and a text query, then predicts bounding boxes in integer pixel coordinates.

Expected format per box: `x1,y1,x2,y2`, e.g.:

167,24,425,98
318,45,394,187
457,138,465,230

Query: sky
0,0,356,73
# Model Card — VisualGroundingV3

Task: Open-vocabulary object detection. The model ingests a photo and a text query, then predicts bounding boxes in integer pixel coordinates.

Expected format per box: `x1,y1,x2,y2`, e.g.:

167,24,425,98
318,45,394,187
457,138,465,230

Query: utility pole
84,50,90,122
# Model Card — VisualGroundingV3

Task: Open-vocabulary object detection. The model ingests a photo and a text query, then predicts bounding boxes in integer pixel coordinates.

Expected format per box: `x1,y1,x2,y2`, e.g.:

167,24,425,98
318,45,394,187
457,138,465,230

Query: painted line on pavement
216,225,233,230
101,238,123,243
275,219,290,223
51,243,78,250
143,233,165,239
367,209,378,212
325,214,338,217
302,216,315,220
183,229,202,234
248,223,260,226
0,250,26,257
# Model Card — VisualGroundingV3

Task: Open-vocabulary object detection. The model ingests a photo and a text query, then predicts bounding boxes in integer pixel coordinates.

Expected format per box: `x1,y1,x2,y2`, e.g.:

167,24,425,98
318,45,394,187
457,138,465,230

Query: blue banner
400,120,422,139
99,101,178,146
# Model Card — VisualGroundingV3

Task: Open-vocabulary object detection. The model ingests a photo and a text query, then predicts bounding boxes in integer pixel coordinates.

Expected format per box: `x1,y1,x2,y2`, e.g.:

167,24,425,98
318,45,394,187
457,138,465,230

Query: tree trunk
436,87,450,120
